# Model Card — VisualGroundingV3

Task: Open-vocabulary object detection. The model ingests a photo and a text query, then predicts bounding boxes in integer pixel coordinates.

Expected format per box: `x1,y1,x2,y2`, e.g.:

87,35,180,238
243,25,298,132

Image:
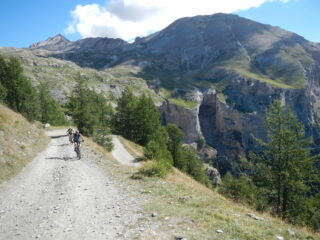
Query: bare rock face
160,100,202,143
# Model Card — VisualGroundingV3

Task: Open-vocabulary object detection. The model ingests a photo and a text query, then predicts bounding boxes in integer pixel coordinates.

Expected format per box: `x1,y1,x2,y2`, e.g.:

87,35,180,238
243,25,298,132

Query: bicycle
67,128,74,144
74,142,81,159
68,134,73,144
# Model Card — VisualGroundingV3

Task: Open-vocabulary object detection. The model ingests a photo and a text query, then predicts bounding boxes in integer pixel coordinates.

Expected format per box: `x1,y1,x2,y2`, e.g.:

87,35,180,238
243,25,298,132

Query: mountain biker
67,127,73,144
73,130,82,151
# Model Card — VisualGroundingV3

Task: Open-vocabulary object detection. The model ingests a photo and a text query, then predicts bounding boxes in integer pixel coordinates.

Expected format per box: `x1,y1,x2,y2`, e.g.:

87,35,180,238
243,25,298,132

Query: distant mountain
3,13,320,172
30,34,127,53
29,34,70,51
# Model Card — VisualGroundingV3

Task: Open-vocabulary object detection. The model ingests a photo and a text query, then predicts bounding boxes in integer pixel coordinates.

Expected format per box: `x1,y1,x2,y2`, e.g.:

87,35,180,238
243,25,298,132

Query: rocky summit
2,13,320,172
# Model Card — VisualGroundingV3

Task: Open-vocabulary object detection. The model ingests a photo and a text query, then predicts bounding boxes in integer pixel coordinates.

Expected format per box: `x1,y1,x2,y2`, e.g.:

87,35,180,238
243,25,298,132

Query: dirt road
0,129,139,240
111,136,140,167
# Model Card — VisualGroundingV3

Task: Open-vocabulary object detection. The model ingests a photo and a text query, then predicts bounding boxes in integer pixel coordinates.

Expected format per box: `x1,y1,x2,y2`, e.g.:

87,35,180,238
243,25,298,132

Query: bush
0,83,6,101
135,161,171,178
219,172,258,206
311,211,320,232
93,128,114,152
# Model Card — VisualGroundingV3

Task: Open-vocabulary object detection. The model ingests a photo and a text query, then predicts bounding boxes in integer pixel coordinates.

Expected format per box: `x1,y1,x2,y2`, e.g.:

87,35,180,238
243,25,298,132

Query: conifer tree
145,126,173,166
183,146,208,184
38,83,66,125
166,124,186,170
112,88,138,140
134,93,161,145
254,100,316,223
69,73,113,137
0,83,6,102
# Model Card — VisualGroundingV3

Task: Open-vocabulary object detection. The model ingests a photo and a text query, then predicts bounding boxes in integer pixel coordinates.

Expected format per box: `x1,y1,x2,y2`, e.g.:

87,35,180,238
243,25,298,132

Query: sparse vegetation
0,104,49,183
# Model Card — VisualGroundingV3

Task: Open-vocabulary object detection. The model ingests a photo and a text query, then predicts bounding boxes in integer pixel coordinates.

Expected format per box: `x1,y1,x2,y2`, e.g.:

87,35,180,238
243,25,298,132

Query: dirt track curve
0,129,140,240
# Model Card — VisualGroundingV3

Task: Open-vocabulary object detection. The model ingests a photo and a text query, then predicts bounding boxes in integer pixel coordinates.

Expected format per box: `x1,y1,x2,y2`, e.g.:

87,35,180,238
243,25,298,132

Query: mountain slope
87,137,320,240
133,13,317,90
0,47,160,104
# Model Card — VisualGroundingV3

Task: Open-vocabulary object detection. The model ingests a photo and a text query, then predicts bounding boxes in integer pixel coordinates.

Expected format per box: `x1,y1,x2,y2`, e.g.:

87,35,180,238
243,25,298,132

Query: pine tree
145,126,173,165
183,146,208,184
166,124,186,170
134,93,161,145
254,100,316,223
69,73,113,137
112,88,138,140
38,83,66,125
0,56,40,120
0,55,7,101
0,83,6,102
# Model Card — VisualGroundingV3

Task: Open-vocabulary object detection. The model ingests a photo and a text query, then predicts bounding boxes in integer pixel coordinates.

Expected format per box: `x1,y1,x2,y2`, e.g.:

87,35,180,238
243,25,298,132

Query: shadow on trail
50,135,67,139
56,143,70,147
45,157,74,161
134,157,146,163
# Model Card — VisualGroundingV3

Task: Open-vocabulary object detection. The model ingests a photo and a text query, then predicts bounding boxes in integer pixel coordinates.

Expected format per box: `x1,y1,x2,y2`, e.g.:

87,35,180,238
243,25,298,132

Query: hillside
86,136,320,240
0,47,160,104
0,104,49,183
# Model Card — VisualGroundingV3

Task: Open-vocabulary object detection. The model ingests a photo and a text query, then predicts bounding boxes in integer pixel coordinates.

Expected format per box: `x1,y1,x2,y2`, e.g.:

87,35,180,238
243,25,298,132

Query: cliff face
159,64,320,167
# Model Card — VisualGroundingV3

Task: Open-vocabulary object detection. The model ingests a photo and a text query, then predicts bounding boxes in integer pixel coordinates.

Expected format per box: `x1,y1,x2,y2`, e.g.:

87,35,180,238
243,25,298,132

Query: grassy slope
0,104,49,183
85,136,319,240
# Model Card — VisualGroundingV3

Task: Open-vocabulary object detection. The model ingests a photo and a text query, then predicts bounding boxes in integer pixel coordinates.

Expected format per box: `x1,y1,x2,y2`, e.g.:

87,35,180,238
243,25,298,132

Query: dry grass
117,135,146,159
0,104,49,184
82,136,118,164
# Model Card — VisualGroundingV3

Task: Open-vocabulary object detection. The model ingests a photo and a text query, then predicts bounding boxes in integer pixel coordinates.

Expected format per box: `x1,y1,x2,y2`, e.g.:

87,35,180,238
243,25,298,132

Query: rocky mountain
29,34,71,51
30,34,127,52
2,13,320,172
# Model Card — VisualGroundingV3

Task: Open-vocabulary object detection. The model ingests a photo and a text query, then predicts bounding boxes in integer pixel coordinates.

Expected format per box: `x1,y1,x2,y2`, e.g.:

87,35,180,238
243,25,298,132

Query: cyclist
73,130,82,159
67,127,73,144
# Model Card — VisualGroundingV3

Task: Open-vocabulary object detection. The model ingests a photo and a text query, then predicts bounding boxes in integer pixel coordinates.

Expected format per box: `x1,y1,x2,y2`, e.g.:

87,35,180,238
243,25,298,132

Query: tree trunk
282,185,288,219
276,175,282,216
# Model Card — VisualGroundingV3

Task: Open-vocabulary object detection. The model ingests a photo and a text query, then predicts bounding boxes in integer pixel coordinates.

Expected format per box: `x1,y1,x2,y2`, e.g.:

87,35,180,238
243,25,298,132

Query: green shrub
0,83,6,101
219,172,258,206
135,161,171,178
93,128,114,152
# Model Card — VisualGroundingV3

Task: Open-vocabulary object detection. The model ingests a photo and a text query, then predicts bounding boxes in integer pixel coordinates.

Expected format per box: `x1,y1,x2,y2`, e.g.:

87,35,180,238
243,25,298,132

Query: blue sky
236,0,320,43
0,0,319,48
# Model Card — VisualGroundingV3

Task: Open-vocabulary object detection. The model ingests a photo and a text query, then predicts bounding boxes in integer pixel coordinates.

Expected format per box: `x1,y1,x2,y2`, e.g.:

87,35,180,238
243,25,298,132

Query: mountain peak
29,34,70,50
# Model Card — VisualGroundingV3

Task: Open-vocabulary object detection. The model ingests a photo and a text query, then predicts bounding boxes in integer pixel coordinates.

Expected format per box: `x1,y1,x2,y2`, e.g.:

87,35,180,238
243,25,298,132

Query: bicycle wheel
75,146,81,159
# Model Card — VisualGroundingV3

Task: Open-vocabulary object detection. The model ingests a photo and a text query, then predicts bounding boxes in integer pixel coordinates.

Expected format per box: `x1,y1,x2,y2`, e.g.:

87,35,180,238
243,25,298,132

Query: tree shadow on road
50,135,67,139
55,143,70,147
45,157,74,161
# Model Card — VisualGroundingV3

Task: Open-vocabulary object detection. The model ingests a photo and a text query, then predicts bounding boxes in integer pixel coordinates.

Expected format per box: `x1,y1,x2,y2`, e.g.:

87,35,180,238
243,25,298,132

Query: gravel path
0,129,139,240
111,136,140,167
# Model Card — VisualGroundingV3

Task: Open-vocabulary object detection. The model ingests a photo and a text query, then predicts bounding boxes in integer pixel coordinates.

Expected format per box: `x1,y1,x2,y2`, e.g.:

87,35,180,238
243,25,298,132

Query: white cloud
65,0,292,41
